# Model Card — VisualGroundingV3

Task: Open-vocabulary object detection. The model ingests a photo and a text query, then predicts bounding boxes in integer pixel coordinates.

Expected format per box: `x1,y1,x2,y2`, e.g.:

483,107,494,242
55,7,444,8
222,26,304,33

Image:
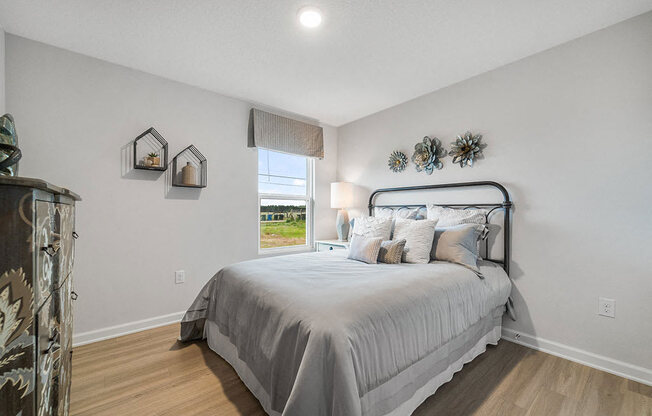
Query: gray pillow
347,235,383,264
378,239,406,264
430,224,484,276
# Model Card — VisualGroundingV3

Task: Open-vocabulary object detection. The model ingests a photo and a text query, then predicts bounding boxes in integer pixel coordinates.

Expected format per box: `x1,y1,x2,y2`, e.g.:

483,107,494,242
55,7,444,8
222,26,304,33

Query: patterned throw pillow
351,216,393,240
426,205,487,227
393,218,438,264
347,236,383,264
378,239,406,264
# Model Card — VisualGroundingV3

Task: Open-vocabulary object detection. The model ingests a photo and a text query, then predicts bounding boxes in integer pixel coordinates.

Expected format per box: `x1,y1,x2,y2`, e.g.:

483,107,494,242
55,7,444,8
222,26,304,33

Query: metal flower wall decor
411,136,446,174
449,131,486,168
388,150,408,172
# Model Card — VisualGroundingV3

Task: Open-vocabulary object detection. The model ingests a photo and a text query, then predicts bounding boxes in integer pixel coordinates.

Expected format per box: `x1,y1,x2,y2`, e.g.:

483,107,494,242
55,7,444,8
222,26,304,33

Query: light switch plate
175,270,186,284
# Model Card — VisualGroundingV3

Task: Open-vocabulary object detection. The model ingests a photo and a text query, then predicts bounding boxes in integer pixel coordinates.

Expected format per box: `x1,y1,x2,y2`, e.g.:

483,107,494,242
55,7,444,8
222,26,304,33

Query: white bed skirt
205,306,504,416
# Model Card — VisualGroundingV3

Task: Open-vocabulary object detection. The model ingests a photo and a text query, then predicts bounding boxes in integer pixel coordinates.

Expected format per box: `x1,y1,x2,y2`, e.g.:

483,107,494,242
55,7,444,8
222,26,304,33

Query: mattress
180,250,511,416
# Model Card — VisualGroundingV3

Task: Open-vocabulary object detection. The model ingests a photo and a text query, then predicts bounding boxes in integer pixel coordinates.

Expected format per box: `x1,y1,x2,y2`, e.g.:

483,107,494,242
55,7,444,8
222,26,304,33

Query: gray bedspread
180,250,511,416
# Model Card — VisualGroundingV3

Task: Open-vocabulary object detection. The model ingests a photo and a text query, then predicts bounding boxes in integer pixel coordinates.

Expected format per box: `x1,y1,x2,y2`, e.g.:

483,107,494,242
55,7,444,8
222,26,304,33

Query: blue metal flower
449,131,487,168
411,136,446,174
388,150,408,172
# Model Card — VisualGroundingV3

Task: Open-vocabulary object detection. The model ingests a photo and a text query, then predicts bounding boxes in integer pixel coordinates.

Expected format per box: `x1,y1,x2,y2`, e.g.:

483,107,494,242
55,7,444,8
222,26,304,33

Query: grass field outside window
258,149,313,251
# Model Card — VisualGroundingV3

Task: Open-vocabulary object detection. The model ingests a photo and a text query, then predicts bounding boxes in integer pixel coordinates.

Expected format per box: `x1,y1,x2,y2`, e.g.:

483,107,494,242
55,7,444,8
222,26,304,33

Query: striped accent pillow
347,236,383,264
378,239,406,264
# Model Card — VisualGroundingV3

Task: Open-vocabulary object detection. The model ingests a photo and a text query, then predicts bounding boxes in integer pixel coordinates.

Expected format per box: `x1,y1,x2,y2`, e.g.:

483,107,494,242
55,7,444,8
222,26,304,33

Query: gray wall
338,12,652,370
5,35,338,335
0,26,5,113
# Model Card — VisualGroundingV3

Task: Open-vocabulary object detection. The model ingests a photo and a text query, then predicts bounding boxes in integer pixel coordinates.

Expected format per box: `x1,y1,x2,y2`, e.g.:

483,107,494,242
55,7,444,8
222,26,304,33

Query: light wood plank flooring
70,323,651,416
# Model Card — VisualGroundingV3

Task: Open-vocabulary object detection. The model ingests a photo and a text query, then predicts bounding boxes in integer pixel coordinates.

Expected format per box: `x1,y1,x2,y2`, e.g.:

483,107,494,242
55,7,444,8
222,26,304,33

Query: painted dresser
0,177,80,416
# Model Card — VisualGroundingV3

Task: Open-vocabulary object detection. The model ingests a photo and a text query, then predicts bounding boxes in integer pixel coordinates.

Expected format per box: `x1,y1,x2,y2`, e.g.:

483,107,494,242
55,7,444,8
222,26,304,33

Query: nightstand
315,239,350,252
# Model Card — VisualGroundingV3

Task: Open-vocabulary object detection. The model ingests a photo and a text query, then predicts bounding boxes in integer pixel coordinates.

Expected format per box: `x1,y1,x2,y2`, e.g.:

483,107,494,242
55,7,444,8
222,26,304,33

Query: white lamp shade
330,182,354,209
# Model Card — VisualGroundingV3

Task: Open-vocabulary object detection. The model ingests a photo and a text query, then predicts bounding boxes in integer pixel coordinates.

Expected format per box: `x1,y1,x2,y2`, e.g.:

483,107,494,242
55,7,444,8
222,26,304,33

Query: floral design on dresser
0,268,34,399
1,183,79,416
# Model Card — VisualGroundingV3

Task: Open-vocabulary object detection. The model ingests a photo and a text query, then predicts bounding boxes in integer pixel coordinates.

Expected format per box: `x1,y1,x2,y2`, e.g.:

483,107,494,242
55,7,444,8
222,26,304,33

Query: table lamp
331,182,354,241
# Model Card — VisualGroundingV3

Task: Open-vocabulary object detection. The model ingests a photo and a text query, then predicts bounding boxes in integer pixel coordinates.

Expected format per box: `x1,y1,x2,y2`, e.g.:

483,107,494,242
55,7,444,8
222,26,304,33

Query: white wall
0,26,5,114
5,35,337,337
338,11,652,378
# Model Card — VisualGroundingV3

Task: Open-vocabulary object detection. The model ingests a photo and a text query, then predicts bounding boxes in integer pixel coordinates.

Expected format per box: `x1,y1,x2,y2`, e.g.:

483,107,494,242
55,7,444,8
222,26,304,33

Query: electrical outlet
175,270,186,284
598,297,615,318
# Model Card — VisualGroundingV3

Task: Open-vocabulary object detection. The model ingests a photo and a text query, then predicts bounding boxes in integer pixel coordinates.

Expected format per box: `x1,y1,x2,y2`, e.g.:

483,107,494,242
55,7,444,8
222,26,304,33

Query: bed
180,181,514,416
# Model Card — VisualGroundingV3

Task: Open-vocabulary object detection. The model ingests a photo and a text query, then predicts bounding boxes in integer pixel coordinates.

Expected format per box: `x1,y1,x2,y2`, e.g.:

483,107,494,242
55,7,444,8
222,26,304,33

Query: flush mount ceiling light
298,6,322,28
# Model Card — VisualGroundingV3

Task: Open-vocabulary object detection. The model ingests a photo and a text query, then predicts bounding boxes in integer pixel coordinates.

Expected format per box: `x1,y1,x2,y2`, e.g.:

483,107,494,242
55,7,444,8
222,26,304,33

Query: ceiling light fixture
298,6,322,28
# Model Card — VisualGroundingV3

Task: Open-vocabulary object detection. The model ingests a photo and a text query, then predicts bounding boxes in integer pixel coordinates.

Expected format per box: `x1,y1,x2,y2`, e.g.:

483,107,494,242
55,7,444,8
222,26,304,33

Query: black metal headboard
368,181,512,275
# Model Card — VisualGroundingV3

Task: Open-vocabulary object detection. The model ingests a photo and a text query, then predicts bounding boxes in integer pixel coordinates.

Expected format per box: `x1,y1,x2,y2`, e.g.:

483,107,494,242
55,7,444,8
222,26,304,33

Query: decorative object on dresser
0,176,80,416
315,239,350,252
133,127,168,171
172,145,207,188
411,136,446,174
449,131,487,168
330,182,354,241
387,150,408,172
0,114,22,177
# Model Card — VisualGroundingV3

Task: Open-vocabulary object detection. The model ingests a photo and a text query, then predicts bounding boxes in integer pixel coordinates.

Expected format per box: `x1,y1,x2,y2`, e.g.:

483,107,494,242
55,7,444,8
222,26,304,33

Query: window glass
258,149,307,196
259,199,307,249
258,149,311,250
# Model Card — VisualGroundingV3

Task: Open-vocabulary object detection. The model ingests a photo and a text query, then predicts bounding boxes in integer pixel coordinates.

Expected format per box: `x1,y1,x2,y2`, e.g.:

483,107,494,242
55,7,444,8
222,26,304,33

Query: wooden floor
70,324,652,416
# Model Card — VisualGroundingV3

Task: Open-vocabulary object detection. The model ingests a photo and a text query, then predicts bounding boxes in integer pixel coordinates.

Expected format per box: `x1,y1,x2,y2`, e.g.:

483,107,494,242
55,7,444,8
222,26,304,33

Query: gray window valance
248,108,324,159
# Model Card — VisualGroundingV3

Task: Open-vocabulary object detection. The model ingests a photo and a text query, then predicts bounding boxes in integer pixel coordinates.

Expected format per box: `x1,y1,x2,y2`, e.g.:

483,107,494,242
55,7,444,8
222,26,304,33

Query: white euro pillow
393,218,438,264
426,205,487,227
351,216,393,240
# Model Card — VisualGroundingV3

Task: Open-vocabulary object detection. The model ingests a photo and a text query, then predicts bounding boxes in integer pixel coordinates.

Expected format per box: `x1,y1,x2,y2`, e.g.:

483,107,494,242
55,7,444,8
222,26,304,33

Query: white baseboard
72,314,651,387
501,328,652,387
73,311,185,347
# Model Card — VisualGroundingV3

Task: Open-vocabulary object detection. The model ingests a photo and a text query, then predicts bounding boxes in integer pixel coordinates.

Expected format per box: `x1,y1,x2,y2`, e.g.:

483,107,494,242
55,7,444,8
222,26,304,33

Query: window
258,149,313,251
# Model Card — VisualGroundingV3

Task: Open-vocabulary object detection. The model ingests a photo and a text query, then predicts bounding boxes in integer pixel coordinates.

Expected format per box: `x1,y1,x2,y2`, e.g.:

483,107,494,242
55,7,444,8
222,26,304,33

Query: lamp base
335,209,350,241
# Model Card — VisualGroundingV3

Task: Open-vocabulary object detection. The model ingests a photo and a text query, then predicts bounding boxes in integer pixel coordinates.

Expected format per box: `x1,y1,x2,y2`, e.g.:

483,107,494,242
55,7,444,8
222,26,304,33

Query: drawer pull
71,291,78,301
72,231,79,239
41,242,61,257
42,334,60,354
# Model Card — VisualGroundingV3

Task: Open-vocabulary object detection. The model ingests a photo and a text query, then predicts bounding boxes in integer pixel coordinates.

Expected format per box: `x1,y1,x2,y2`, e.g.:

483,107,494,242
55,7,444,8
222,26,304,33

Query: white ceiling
1,1,651,126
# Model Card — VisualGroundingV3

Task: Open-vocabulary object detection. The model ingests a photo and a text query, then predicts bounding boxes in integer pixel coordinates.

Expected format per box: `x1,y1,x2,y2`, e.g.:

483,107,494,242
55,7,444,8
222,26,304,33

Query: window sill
258,245,314,257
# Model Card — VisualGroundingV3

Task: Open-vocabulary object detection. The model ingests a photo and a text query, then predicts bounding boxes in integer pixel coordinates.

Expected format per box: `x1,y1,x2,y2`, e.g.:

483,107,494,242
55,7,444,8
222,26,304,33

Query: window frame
257,150,314,254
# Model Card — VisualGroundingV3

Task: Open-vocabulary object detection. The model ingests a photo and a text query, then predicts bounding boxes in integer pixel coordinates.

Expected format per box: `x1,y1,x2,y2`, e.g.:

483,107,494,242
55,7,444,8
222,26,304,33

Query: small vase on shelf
182,162,197,186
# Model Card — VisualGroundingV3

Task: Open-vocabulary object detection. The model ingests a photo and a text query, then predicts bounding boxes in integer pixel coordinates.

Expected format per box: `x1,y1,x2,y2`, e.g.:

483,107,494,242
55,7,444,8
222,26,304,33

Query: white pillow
375,207,420,220
393,218,438,264
426,205,487,227
375,207,421,239
351,216,393,240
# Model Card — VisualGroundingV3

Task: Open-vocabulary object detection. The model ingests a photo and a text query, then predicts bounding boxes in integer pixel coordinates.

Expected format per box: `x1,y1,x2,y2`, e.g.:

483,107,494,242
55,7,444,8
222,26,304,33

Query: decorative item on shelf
0,114,21,177
172,145,207,188
146,152,161,167
133,127,168,171
331,182,354,241
411,136,446,174
182,162,196,185
388,150,408,172
449,131,486,168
